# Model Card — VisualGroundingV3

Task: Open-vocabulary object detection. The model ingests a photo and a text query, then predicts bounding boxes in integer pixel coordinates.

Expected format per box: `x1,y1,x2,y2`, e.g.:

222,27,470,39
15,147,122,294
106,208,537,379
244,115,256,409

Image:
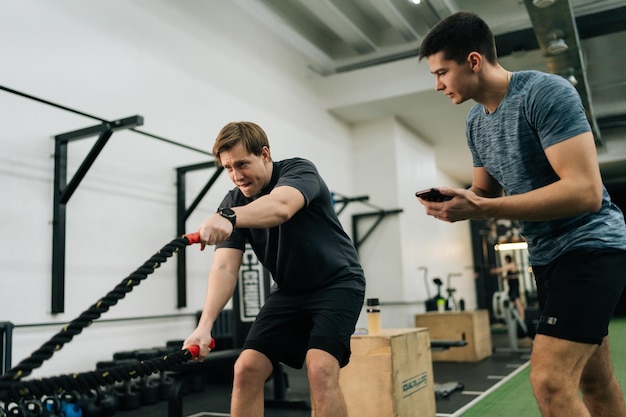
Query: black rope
0,349,194,402
0,235,193,386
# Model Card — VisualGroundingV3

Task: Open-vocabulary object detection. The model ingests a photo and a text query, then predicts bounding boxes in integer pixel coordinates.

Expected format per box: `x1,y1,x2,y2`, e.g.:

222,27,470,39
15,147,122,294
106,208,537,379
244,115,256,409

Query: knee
233,356,270,387
306,360,338,393
530,367,562,401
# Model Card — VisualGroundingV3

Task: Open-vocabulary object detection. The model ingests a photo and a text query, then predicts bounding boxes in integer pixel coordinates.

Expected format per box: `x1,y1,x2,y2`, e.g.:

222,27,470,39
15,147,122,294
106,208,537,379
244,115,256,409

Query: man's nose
232,168,245,181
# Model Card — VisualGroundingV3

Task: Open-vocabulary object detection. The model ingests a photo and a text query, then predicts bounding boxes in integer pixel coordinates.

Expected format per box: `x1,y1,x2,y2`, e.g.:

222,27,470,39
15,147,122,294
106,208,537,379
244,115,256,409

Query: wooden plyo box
337,328,435,417
414,310,492,362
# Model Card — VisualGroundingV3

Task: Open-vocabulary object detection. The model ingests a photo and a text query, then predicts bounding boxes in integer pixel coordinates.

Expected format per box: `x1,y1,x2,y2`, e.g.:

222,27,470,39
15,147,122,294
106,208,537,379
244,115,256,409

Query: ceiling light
533,0,556,8
547,38,568,55
409,0,421,4
494,242,528,251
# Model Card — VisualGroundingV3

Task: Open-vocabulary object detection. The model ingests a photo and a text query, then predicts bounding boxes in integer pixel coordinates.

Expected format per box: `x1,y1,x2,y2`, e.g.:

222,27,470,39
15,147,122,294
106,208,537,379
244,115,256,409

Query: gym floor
112,330,533,417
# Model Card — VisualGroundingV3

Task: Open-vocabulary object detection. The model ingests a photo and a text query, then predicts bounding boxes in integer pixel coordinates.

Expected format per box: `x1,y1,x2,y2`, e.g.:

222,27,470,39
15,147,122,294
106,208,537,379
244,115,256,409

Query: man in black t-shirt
184,121,366,417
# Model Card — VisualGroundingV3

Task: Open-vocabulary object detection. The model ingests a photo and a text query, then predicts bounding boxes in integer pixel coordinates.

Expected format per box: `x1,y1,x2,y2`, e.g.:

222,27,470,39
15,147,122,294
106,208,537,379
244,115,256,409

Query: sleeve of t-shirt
466,105,484,168
274,158,322,207
525,74,591,149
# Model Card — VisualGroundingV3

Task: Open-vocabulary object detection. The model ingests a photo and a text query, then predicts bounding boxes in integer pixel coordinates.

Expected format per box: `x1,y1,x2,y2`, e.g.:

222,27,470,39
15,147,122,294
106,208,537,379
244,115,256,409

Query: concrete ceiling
233,0,626,187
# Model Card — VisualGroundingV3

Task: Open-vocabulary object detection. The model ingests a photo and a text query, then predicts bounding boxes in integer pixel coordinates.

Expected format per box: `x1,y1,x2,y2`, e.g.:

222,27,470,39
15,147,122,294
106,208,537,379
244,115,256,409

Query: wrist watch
217,207,237,228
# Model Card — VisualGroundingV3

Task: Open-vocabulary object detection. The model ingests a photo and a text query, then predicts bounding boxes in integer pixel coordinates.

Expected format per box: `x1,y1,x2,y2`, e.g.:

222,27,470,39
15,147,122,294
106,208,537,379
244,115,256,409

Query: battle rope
0,344,213,402
0,232,205,402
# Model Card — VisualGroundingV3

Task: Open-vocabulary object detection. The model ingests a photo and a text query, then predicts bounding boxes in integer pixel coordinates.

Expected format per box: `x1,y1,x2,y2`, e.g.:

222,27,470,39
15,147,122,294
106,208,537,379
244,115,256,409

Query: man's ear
261,146,271,162
467,52,482,72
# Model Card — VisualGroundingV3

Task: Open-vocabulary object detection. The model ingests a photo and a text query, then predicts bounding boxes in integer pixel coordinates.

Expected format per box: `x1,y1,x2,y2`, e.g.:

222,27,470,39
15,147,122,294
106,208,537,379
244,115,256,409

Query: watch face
220,207,235,217
218,208,236,227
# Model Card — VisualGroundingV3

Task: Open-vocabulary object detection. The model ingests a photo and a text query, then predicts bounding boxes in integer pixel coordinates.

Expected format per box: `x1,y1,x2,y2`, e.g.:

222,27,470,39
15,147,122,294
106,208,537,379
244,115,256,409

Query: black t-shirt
216,158,366,294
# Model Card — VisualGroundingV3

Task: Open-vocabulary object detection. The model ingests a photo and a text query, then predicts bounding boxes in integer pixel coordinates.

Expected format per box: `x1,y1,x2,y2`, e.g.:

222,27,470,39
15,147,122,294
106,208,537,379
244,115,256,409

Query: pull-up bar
0,84,212,157
0,84,217,314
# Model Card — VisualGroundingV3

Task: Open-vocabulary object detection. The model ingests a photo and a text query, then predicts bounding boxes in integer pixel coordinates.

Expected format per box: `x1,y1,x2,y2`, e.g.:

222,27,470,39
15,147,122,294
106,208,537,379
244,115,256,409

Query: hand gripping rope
0,233,211,402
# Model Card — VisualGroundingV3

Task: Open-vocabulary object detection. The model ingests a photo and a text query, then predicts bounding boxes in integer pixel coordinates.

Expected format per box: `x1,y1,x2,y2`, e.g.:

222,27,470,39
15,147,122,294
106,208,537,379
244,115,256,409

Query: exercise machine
444,273,463,311
420,267,446,312
492,289,529,352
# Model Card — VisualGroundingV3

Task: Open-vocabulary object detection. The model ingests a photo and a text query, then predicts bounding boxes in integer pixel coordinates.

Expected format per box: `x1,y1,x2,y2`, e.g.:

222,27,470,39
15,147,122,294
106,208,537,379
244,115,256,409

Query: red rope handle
186,338,216,358
184,232,201,245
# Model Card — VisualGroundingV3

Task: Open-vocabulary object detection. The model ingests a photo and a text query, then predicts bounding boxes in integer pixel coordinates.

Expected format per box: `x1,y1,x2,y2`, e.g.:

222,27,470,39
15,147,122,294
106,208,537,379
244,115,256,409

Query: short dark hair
419,12,497,64
212,121,270,167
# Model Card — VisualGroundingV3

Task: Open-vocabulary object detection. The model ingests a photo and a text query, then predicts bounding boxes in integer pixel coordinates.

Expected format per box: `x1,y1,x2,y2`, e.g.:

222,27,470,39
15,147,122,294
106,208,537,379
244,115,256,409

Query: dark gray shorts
243,286,364,369
532,248,626,344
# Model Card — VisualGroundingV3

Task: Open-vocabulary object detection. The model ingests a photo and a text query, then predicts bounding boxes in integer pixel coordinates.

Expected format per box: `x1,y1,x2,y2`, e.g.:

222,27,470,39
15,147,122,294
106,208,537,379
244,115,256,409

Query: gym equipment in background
492,289,529,352
0,233,205,405
421,267,446,312
445,273,463,311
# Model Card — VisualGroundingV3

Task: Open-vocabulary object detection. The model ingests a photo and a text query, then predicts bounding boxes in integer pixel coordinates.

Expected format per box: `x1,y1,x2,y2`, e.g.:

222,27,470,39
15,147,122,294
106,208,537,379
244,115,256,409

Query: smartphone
415,188,452,202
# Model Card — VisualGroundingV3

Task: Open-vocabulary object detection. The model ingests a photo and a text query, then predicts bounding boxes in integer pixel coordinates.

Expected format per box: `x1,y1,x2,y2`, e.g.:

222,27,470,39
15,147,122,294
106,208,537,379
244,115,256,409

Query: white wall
350,117,475,332
0,0,477,379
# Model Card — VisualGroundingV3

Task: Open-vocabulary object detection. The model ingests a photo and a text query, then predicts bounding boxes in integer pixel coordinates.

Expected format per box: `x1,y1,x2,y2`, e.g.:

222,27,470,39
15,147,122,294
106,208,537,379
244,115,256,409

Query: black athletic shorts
532,248,626,345
242,286,365,369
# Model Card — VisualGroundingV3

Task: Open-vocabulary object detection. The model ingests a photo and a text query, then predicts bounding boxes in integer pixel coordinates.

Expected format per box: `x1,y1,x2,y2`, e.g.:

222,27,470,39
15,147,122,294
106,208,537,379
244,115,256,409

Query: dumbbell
59,392,83,417
81,386,119,417
115,381,142,411
41,396,63,417
19,399,47,417
4,402,26,417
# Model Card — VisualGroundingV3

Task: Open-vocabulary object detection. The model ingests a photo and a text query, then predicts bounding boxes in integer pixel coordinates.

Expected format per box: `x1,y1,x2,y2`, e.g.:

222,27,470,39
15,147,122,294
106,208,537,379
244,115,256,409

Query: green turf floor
456,317,626,417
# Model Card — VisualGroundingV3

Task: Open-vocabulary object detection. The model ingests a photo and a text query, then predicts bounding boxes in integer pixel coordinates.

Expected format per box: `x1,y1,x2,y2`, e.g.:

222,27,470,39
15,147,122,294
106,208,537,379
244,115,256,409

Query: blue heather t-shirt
467,70,626,265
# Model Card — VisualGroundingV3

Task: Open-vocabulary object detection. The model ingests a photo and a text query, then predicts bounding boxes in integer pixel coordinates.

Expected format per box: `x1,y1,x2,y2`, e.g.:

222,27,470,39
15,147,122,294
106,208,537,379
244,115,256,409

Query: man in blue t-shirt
183,121,365,417
417,12,626,417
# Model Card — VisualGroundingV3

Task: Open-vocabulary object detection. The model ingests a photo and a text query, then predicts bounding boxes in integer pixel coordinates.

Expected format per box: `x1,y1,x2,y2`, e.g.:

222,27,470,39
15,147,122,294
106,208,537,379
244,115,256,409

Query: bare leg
579,336,626,417
306,348,347,417
530,334,596,417
230,349,273,417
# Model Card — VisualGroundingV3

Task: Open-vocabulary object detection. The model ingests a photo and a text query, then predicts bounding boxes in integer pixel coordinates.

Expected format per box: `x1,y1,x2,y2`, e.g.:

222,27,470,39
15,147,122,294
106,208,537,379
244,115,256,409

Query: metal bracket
51,116,144,314
352,209,403,253
175,162,223,308
332,192,403,253
332,194,370,216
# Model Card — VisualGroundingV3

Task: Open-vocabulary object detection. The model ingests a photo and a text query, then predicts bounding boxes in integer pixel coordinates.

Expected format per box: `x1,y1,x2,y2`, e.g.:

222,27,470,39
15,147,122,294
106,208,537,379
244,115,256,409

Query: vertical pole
0,322,14,375
51,138,68,314
51,129,114,314
176,169,187,308
174,162,221,309
49,117,142,314
507,304,519,350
